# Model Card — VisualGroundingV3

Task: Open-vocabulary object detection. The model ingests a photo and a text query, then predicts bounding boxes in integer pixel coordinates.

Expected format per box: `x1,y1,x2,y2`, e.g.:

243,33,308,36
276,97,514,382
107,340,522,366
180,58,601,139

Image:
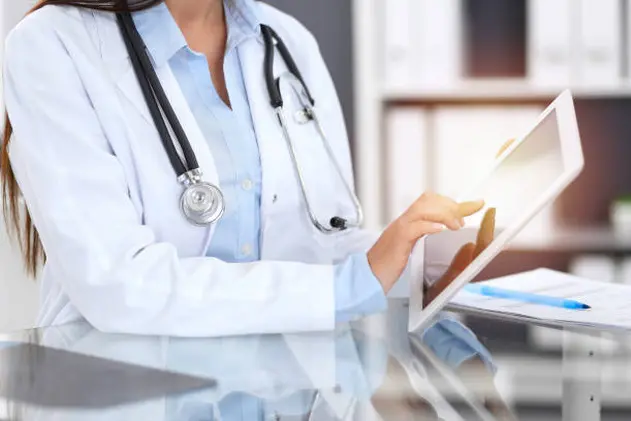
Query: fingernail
431,223,445,231
459,218,465,227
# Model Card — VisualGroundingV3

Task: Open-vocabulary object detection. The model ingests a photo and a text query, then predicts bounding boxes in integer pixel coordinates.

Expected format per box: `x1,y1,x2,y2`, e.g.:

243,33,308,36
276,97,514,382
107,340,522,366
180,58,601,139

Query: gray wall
263,0,355,148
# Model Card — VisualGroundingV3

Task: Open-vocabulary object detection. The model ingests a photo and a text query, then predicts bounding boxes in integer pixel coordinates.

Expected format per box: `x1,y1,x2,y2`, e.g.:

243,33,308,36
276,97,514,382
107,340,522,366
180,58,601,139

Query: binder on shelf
383,0,414,91
577,0,622,87
413,0,463,88
527,0,575,87
618,257,631,286
569,255,618,283
383,0,463,92
385,108,428,222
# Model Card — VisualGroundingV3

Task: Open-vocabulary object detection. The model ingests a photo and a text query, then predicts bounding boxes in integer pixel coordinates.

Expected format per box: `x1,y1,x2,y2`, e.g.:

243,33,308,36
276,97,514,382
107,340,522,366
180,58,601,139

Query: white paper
451,268,631,331
530,256,616,350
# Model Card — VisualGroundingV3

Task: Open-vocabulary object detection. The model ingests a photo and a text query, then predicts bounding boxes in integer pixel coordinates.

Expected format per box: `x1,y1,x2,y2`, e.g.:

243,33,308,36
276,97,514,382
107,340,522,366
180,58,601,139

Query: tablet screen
424,110,564,289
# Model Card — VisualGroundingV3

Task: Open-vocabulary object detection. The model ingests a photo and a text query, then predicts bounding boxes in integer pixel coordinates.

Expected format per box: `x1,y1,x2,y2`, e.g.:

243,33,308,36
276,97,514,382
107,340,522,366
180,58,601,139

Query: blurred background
1,0,631,416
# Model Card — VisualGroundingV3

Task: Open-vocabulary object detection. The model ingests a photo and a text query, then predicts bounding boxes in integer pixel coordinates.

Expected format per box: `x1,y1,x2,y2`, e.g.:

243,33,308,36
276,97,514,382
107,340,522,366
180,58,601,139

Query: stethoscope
116,12,363,233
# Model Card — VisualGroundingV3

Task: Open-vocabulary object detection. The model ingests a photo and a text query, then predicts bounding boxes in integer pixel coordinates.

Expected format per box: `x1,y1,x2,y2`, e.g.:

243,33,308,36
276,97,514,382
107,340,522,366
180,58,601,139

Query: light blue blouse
132,0,491,379
132,0,385,324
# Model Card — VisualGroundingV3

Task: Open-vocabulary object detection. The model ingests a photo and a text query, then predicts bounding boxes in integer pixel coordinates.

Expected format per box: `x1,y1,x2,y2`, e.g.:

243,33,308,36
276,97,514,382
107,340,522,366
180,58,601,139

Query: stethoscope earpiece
330,217,348,231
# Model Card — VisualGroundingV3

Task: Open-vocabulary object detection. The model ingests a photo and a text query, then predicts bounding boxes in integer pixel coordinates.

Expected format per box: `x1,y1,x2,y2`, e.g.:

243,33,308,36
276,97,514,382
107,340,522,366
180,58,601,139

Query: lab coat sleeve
3,17,335,337
335,228,424,300
334,252,388,322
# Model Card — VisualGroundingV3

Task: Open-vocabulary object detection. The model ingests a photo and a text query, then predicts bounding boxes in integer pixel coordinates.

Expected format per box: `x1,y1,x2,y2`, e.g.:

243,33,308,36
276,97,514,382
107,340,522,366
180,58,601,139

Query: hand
424,207,496,306
368,192,485,294
421,137,511,305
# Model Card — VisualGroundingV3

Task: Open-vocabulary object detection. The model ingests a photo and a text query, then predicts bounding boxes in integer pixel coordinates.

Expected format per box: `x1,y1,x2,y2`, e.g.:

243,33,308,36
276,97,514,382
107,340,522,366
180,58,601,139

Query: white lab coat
3,3,420,337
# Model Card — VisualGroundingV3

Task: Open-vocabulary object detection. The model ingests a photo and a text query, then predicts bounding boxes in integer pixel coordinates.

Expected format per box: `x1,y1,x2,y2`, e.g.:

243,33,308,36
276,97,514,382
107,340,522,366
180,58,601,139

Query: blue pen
464,284,591,310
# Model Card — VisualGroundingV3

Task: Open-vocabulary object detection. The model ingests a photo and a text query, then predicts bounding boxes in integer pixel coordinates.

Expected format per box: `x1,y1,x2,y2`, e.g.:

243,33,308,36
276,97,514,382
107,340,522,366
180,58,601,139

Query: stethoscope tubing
117,12,199,177
115,12,363,231
260,25,315,108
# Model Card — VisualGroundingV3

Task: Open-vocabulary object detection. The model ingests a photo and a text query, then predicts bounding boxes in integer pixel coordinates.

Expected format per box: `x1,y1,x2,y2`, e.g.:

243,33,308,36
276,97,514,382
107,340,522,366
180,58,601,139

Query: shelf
382,79,631,103
509,226,631,254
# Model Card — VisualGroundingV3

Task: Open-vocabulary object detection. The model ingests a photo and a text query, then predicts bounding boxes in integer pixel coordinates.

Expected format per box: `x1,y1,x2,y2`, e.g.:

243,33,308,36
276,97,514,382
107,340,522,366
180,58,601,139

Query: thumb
424,243,475,305
497,138,515,158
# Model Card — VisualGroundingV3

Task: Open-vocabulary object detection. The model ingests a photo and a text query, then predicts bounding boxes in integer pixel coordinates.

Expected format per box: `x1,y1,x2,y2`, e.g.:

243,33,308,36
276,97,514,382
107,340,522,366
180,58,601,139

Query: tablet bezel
409,89,584,332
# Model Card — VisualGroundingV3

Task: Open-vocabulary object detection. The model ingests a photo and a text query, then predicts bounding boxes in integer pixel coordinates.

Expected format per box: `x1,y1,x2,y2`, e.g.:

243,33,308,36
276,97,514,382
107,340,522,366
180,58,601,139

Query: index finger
457,200,485,217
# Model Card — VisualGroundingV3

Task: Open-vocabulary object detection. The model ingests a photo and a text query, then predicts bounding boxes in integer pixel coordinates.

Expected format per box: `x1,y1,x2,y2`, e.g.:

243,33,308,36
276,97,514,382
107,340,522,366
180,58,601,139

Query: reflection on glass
425,110,564,291
0,315,516,421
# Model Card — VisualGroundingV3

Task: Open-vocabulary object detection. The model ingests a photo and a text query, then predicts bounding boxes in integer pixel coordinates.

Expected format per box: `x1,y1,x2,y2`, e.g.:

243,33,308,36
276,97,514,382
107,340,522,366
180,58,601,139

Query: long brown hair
1,0,163,276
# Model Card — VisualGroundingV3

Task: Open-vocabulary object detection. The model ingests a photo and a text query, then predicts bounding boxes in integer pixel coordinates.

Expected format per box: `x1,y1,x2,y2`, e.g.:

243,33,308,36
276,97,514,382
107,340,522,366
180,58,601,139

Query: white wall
0,0,40,332
0,214,37,332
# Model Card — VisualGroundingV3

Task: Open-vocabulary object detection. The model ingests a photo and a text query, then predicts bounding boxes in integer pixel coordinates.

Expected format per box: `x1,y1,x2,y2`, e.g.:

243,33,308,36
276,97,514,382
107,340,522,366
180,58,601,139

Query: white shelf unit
352,0,631,232
384,80,631,103
352,0,384,231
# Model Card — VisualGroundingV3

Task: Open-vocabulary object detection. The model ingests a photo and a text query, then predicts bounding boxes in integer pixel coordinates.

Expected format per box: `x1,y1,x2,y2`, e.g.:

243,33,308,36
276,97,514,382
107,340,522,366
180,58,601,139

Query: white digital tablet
409,90,584,332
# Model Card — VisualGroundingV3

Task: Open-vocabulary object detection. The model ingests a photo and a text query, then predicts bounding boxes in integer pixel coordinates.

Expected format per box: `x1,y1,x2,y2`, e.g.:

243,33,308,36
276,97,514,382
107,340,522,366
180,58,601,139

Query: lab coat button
241,179,253,191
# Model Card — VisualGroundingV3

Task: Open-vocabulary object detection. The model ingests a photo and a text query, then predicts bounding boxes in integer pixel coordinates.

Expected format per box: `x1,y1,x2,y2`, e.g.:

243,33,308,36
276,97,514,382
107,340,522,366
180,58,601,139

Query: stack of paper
449,268,631,332
529,256,617,350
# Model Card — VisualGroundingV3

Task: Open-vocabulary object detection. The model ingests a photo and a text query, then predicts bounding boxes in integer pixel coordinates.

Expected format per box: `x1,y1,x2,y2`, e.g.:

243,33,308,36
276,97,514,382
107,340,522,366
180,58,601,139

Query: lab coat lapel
107,30,219,250
99,9,154,127
101,12,220,191
115,66,154,125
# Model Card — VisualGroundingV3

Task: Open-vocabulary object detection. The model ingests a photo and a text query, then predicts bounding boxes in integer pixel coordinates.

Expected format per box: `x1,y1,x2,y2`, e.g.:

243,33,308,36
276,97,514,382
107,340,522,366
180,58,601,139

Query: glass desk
447,303,631,421
0,299,628,420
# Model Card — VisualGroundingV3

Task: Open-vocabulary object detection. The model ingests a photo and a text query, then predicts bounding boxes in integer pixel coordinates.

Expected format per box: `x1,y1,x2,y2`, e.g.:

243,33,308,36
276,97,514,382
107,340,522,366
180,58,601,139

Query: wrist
366,251,388,293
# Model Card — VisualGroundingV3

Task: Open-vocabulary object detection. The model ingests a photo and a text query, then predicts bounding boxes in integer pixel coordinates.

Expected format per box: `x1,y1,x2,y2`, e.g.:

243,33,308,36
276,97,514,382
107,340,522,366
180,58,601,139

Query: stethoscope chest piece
117,13,363,231
179,169,225,226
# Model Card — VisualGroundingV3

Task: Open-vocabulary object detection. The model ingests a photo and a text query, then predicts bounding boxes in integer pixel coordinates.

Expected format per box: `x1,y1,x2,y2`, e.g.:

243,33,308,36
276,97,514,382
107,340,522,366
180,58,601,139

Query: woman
1,0,485,338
